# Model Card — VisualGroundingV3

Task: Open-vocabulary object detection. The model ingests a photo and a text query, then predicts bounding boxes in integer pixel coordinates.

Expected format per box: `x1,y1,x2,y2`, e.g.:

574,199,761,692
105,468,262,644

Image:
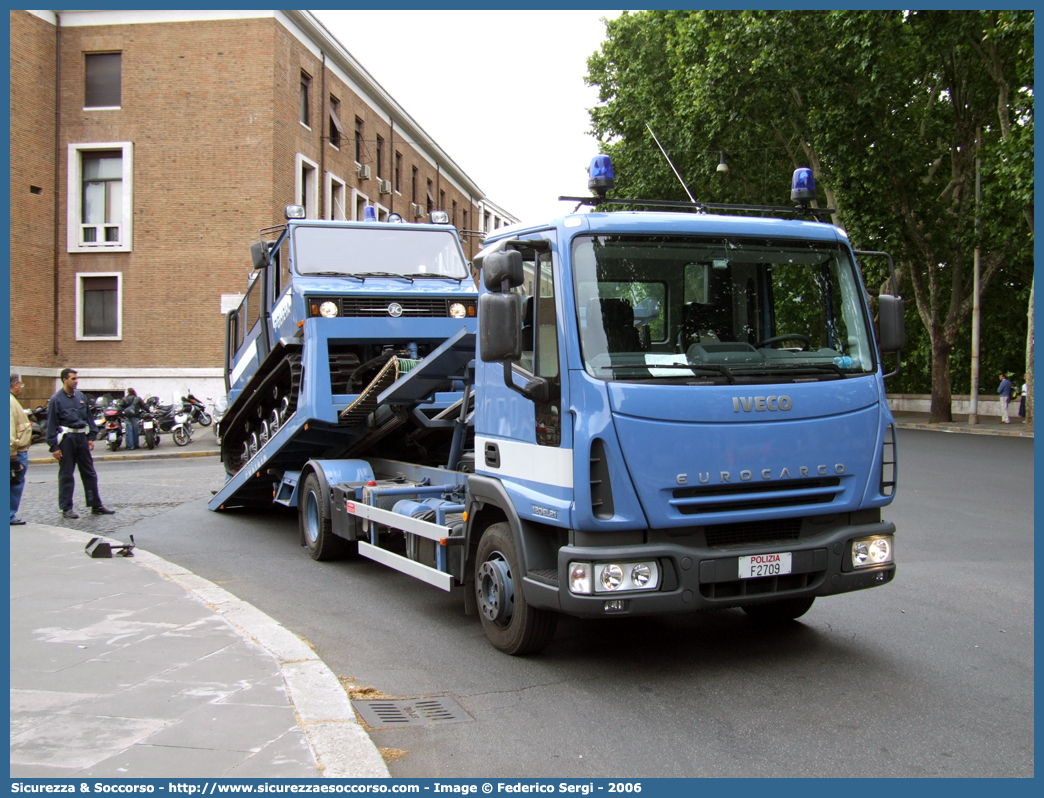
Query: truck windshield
572,234,876,383
292,225,468,279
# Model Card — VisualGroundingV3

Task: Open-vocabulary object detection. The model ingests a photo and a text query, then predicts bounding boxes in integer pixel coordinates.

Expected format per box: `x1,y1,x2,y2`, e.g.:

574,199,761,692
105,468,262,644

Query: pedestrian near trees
10,374,32,526
997,372,1014,425
1018,373,1027,420
45,368,116,519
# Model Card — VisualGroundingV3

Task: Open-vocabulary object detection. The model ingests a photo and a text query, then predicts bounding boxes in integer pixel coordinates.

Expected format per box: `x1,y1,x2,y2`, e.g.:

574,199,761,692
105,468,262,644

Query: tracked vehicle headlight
449,302,467,319
319,301,339,318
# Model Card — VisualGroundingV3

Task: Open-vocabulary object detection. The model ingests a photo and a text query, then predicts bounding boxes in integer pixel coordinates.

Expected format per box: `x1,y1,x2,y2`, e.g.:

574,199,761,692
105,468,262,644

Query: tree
586,10,1033,422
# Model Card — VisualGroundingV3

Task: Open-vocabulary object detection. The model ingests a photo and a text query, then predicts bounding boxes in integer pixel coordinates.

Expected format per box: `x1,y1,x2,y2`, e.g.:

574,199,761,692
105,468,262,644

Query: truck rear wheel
475,522,557,655
299,472,353,561
741,596,815,623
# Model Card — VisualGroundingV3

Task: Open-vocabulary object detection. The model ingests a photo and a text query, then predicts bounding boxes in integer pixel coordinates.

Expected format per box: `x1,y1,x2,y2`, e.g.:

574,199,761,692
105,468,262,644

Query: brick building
9,9,518,410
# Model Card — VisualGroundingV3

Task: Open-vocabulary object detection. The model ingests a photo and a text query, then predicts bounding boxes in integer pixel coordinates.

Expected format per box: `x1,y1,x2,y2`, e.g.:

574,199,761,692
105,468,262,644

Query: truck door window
514,248,561,446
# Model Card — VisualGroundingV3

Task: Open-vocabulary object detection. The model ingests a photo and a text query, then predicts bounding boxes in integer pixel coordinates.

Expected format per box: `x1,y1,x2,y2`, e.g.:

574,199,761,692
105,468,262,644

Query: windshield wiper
302,271,363,281
602,362,738,383
744,362,847,378
401,272,468,283
355,272,414,282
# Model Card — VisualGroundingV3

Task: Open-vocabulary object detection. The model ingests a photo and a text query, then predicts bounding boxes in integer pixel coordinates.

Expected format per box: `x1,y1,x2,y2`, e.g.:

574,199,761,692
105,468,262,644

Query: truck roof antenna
645,123,696,204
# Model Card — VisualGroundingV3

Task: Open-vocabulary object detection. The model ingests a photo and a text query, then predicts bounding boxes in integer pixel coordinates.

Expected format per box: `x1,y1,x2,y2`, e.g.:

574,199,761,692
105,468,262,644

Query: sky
312,10,622,226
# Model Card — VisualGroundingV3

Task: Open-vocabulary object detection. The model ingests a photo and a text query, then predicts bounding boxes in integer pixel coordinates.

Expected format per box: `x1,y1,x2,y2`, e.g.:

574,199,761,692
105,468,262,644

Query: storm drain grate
352,696,473,727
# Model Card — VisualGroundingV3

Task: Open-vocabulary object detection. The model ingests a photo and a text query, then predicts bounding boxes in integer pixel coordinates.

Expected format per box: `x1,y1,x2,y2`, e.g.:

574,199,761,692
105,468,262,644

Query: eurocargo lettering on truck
209,159,904,655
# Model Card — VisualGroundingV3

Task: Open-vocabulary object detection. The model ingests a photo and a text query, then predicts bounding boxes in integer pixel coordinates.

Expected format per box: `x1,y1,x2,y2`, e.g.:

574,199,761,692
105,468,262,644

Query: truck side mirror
250,241,270,270
479,293,522,362
482,250,524,292
878,295,905,353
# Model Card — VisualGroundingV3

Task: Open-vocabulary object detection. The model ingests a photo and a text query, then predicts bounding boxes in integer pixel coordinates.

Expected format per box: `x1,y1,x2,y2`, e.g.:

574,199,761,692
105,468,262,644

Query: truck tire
475,522,557,655
299,471,353,561
741,596,815,623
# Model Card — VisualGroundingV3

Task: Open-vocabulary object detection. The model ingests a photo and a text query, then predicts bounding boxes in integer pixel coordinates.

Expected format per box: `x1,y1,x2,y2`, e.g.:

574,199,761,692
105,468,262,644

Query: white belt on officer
56,425,90,446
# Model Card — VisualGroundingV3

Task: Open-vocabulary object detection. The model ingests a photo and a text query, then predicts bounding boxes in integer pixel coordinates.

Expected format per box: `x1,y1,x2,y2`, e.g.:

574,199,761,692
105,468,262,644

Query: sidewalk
891,410,1033,438
9,524,388,779
28,430,221,465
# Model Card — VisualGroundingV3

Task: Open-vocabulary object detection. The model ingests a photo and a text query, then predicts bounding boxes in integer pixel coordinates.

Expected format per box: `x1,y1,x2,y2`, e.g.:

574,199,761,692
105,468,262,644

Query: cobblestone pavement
14,454,226,537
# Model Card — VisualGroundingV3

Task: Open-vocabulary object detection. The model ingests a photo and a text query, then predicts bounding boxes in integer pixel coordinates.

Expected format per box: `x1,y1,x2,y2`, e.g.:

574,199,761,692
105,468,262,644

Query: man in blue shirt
45,368,115,519
997,372,1014,425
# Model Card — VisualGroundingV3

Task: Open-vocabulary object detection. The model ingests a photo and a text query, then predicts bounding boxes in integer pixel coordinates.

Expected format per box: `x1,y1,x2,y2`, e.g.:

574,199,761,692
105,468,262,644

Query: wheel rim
477,552,514,627
303,490,320,545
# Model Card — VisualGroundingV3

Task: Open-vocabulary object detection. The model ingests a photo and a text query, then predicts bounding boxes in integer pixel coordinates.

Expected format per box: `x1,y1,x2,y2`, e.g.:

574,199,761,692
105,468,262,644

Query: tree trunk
929,334,954,422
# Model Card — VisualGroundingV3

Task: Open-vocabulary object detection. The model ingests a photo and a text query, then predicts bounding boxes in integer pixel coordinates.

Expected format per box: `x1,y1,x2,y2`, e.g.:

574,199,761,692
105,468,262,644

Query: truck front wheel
475,523,557,655
299,472,353,561
741,596,815,623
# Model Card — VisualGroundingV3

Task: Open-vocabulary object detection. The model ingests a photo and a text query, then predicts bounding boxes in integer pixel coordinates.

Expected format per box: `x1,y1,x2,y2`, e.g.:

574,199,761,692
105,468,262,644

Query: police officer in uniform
45,368,115,519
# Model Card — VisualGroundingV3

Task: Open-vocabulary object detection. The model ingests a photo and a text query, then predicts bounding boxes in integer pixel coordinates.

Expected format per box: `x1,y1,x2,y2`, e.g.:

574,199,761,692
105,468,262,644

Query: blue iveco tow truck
211,160,903,656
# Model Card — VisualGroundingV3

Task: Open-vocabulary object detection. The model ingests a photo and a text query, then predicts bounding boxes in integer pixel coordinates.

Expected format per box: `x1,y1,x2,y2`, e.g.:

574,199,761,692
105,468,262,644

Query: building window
327,173,347,220
462,210,468,231
67,142,133,253
376,136,384,179
395,152,402,193
452,200,458,226
411,166,418,203
329,96,343,148
295,153,318,219
300,72,311,127
76,273,122,340
353,189,370,221
354,117,364,163
84,52,121,108
426,180,434,214
440,190,446,211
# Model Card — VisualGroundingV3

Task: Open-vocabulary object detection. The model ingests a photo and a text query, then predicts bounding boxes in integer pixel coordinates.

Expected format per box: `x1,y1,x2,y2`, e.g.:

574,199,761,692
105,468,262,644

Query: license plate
107,432,117,441
143,421,153,429
738,552,792,579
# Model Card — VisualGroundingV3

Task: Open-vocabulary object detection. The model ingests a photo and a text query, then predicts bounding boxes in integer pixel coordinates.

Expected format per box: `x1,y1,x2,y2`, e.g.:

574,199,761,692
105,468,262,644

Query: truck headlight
568,560,660,594
319,301,339,318
850,535,894,568
599,564,624,591
449,302,467,319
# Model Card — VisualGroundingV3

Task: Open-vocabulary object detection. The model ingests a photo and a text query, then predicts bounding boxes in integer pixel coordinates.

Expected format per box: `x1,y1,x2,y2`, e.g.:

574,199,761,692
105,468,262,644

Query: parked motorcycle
26,406,47,445
139,406,159,449
211,395,229,444
102,403,124,451
146,397,194,446
184,392,213,427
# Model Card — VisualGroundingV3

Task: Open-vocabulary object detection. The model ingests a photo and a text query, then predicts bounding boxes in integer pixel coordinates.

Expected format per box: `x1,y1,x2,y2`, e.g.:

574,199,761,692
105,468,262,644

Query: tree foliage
586,10,1033,420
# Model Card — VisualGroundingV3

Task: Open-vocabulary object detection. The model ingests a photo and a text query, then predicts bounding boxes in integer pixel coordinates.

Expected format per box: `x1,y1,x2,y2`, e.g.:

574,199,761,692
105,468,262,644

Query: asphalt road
16,430,1034,777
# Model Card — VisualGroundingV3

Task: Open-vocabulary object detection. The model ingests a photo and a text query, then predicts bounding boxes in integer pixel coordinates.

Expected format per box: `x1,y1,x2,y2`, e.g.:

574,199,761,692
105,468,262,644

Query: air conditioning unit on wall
412,203,425,218
356,163,371,180
378,179,392,195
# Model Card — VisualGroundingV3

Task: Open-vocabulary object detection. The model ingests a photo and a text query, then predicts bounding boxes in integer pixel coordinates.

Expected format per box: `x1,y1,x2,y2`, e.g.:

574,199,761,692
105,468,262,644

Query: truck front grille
704,518,802,548
671,477,841,515
324,297,477,318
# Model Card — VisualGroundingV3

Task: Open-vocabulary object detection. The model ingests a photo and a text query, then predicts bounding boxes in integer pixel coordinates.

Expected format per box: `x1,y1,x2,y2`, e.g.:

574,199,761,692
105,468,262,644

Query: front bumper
522,520,896,618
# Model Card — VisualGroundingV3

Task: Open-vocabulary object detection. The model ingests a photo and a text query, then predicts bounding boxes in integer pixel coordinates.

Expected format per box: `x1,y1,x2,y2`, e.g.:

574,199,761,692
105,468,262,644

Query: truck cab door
475,233,574,521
